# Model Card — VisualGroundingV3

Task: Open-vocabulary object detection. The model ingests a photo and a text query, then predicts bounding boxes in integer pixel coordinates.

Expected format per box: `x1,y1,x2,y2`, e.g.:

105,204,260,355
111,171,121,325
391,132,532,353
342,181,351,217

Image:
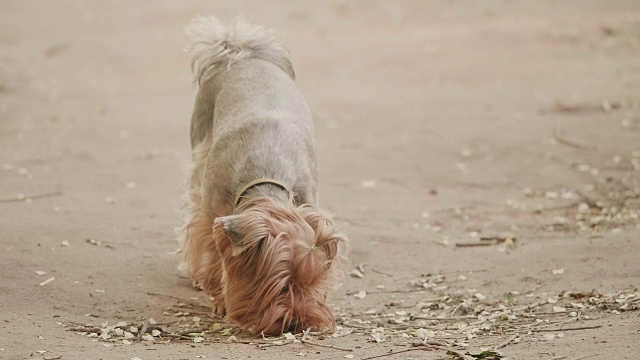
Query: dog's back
186,16,319,215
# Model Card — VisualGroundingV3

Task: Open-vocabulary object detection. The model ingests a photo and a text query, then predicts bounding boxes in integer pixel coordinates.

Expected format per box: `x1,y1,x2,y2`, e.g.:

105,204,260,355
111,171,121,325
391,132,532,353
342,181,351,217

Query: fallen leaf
193,337,204,343
350,269,364,278
35,271,47,276
354,290,367,299
151,329,161,337
284,332,296,340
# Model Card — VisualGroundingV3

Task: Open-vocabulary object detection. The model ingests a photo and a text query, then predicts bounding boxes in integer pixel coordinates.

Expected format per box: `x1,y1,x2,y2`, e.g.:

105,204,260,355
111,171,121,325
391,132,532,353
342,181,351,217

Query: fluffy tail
186,16,295,86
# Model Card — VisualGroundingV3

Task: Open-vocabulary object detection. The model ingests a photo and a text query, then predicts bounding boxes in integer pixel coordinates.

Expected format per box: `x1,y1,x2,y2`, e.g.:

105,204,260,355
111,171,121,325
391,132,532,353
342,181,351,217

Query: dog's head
212,197,346,335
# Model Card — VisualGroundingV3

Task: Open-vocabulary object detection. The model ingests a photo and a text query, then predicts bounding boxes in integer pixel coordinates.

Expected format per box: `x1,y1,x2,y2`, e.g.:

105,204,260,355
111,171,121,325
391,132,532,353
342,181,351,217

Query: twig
553,128,596,151
301,339,353,352
361,348,421,360
531,325,602,333
419,341,474,360
146,292,208,308
551,357,567,360
137,321,149,340
0,190,63,203
67,326,101,333
176,326,209,336
493,334,519,350
164,333,193,340
571,354,598,360
455,242,494,248
371,269,393,277
411,315,475,321
450,303,463,317
346,288,426,295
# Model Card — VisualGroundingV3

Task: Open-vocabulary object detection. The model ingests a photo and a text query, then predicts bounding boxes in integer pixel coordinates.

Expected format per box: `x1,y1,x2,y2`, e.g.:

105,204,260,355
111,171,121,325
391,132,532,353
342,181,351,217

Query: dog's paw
211,298,226,317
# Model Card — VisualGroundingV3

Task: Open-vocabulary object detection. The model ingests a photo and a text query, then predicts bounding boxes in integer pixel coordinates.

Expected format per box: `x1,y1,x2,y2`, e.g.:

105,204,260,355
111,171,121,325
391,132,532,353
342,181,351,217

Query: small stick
450,303,463,317
346,288,426,295
371,269,393,276
176,326,209,336
531,325,602,333
411,315,474,321
479,236,511,242
164,333,193,340
571,354,598,360
67,326,101,333
493,334,519,350
362,348,422,360
301,339,353,352
39,277,55,286
0,190,63,203
146,292,208,307
137,321,149,340
553,128,596,151
551,357,568,360
420,341,474,360
455,242,495,248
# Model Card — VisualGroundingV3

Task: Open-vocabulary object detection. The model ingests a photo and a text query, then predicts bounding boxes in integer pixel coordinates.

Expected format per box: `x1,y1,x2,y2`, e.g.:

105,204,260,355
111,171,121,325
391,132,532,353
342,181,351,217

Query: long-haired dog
179,16,347,336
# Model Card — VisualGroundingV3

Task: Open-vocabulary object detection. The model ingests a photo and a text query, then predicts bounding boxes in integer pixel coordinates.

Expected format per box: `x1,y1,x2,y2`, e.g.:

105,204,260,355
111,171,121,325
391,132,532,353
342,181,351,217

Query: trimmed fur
178,15,347,335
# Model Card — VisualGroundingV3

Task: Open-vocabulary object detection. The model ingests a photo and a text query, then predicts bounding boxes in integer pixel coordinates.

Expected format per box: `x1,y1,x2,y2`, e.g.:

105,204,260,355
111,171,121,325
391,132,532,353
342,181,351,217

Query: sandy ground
1,1,639,359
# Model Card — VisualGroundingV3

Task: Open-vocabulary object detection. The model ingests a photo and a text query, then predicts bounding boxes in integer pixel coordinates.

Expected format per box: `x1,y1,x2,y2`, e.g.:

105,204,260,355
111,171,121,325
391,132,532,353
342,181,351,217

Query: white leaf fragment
354,290,367,299
39,277,55,286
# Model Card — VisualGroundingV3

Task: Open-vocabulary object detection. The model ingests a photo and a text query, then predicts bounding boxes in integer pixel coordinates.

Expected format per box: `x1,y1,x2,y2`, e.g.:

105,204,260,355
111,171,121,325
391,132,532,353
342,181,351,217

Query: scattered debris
39,277,55,286
0,191,63,203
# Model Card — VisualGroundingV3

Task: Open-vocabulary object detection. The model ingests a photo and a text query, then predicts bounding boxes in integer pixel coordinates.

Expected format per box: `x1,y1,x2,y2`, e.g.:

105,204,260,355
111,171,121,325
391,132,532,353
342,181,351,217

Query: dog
179,16,348,336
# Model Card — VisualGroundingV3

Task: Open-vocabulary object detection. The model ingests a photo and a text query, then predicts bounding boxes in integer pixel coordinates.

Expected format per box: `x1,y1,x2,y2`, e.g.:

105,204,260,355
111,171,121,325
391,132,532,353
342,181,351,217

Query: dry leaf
193,337,204,343
35,271,47,276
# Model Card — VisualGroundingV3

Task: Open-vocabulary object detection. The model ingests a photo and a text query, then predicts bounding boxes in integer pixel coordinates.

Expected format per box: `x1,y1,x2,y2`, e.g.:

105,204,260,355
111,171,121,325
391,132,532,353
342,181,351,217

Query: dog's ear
299,206,346,262
214,214,267,257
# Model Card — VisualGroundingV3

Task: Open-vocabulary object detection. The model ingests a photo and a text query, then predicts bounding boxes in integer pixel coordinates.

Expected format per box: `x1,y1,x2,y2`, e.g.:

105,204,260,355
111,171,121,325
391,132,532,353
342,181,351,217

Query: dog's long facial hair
210,197,345,335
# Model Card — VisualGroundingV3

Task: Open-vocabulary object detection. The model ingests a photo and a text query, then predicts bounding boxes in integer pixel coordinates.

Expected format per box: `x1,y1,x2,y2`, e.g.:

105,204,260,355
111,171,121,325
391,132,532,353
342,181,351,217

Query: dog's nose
284,319,298,333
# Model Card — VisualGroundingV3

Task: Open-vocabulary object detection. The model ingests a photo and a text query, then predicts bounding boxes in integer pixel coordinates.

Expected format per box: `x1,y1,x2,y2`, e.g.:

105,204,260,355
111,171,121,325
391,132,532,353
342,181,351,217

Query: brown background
1,1,639,359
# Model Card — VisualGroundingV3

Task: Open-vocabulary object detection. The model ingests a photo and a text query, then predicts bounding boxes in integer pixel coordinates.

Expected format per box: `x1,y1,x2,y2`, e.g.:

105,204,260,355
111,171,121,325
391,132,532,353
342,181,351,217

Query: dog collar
235,178,291,207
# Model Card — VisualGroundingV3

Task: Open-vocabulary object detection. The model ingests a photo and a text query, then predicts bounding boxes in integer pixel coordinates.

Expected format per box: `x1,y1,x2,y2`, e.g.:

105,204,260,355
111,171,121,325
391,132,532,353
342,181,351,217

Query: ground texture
1,1,639,359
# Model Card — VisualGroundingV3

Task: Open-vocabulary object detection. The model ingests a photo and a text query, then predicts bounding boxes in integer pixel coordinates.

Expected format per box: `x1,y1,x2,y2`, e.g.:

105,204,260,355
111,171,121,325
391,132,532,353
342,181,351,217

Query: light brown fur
178,16,347,335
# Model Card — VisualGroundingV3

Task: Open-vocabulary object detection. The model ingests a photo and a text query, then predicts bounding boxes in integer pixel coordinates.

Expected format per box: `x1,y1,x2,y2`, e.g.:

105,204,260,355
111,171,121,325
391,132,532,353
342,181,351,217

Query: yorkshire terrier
179,16,347,336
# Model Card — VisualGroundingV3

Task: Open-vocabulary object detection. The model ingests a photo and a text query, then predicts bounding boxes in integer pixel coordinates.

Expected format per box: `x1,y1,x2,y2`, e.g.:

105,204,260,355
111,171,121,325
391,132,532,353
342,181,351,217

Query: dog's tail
186,16,294,86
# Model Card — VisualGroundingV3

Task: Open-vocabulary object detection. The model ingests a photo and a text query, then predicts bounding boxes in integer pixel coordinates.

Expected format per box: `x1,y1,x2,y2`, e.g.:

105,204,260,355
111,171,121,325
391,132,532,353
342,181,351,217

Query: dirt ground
1,1,639,359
